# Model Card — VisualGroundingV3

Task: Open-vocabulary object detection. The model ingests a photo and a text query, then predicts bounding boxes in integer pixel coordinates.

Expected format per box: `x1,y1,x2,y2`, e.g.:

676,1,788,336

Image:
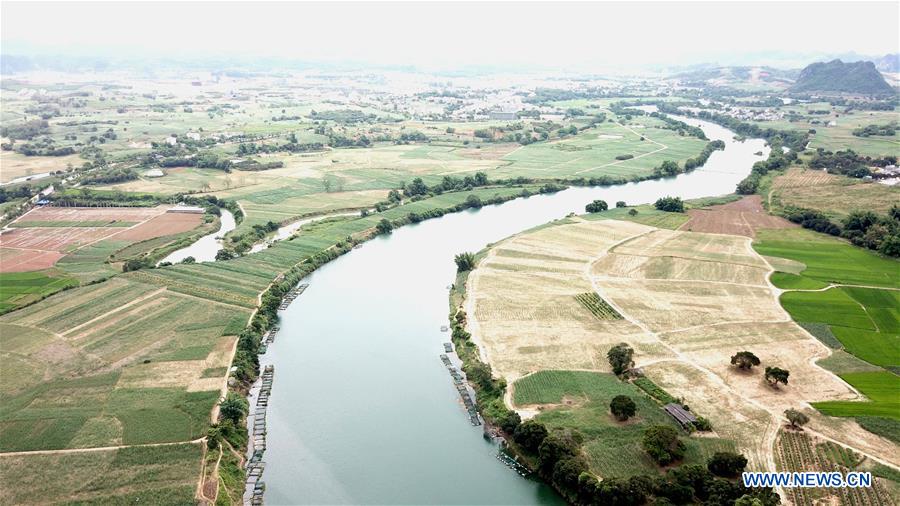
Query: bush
610,395,637,421
642,425,685,465
376,218,393,235
513,420,549,453
616,201,626,208
654,196,684,213
454,252,476,272
585,199,609,213
219,392,249,425
707,452,748,477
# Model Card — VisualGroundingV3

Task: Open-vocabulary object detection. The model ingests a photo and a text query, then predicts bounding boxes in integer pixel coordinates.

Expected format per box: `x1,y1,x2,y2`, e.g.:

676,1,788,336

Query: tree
642,425,685,465
513,420,549,453
499,410,521,434
607,342,634,376
454,252,476,272
376,218,393,235
387,189,402,203
538,430,582,474
730,351,761,370
616,201,626,208
610,395,637,421
784,408,809,429
465,194,483,209
181,256,196,264
765,367,789,387
628,208,638,216
219,392,249,425
707,452,748,477
735,495,765,506
404,177,429,197
215,249,235,261
585,199,609,213
654,196,685,212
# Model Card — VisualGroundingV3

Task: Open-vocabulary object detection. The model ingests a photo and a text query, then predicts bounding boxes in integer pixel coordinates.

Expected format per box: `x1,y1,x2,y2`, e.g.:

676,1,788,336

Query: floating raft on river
440,352,481,426
245,365,274,505
278,283,309,310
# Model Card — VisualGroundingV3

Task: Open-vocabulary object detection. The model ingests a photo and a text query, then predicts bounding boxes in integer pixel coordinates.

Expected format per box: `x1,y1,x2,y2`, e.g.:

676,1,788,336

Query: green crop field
0,270,78,314
755,229,900,288
781,289,877,331
513,371,732,478
813,371,900,419
754,228,900,431
0,442,203,505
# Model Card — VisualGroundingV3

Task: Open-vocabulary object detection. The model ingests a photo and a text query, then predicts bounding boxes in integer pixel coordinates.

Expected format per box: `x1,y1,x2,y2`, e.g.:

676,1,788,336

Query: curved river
261,117,768,504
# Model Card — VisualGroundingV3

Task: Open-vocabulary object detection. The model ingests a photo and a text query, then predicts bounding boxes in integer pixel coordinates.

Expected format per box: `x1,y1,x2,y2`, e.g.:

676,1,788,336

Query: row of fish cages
258,326,280,355
245,365,274,505
497,450,531,477
440,349,481,427
278,283,309,310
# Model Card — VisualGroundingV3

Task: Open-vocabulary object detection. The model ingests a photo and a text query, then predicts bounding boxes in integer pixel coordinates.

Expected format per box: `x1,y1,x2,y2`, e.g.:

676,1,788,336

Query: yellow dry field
770,167,900,218
0,151,81,183
467,219,890,469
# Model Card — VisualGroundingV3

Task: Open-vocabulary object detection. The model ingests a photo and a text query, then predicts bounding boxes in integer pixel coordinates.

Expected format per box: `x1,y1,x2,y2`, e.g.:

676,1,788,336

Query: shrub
610,395,637,421
707,452,748,477
642,425,685,465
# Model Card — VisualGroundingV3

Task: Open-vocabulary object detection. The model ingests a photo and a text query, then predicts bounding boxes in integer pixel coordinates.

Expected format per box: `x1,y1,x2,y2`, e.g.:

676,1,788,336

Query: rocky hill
790,59,894,95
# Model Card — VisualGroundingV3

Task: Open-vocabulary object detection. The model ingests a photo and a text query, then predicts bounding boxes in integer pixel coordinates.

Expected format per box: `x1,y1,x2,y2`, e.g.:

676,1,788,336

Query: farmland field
467,218,875,470
0,269,78,314
769,167,900,220
512,370,735,479
0,443,203,505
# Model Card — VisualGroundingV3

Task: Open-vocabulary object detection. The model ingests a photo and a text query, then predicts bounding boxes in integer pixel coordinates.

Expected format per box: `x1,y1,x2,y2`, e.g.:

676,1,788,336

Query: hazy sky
2,1,899,70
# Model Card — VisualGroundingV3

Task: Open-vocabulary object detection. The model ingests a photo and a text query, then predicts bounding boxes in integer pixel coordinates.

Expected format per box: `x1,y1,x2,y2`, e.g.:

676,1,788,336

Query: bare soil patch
114,213,203,241
678,195,796,237
0,248,65,272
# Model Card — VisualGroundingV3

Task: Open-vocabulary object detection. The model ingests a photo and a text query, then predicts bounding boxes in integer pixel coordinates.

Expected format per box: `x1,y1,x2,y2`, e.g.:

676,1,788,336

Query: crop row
574,292,623,320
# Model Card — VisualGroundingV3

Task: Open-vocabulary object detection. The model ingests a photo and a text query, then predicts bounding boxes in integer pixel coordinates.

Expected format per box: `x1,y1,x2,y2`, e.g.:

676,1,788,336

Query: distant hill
790,59,894,95
874,53,900,73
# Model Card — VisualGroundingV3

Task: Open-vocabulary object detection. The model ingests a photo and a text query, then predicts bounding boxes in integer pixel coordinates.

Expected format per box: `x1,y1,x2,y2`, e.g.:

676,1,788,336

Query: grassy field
768,167,900,220
0,270,78,314
755,228,900,288
513,370,734,479
754,228,900,428
0,443,203,505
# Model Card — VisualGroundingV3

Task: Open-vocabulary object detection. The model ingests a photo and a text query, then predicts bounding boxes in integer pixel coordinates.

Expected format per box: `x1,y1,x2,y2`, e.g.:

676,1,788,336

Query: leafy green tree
454,252,476,272
765,367,790,387
607,342,634,376
513,420,548,453
499,410,521,434
181,256,196,264
538,430,583,473
730,351,761,370
784,408,809,429
585,199,609,213
628,208,638,216
616,201,626,208
219,392,249,425
376,218,393,235
465,194,483,208
610,395,637,421
707,451,748,477
641,425,685,465
215,249,235,261
654,196,685,212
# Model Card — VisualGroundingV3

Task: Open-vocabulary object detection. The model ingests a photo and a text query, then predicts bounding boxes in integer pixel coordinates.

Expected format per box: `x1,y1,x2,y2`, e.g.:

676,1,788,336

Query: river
259,116,768,504
159,209,236,264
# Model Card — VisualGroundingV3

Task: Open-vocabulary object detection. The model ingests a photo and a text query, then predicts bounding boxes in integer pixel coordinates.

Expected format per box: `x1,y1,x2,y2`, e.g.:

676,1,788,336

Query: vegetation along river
260,117,769,504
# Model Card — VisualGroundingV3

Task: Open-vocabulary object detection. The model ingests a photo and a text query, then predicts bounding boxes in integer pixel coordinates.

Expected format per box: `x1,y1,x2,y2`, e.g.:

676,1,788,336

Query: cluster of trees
852,123,897,137
736,143,795,194
658,103,809,151
607,342,635,375
730,351,790,387
229,220,280,254
585,200,608,213
4,135,77,156
650,112,708,140
0,185,34,204
401,172,492,198
506,414,774,506
809,149,896,179
784,206,900,256
236,138,325,155
650,142,725,179
654,196,685,213
0,119,50,140
80,167,138,185
310,109,377,124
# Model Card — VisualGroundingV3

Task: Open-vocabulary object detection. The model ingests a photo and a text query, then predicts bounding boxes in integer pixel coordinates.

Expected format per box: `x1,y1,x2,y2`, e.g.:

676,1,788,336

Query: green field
754,228,899,426
813,371,900,419
513,370,733,478
0,443,203,505
0,270,78,314
755,228,900,288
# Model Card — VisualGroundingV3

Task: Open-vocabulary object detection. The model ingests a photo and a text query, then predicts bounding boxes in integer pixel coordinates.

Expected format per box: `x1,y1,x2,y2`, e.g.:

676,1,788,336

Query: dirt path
0,437,205,457
573,120,668,175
